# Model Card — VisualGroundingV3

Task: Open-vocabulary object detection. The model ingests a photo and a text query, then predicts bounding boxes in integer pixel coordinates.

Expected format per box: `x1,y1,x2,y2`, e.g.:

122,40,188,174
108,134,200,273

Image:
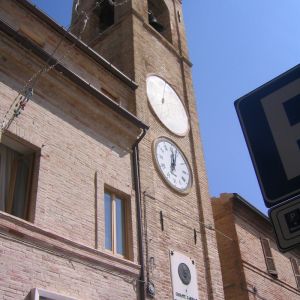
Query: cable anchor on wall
13,87,33,117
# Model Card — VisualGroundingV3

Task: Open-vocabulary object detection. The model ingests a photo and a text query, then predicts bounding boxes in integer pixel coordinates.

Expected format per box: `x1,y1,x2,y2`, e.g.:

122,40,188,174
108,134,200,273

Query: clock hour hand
170,149,175,172
171,149,177,172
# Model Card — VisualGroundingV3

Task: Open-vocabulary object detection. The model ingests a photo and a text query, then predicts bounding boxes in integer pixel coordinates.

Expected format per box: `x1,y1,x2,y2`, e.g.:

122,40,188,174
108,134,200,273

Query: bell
148,11,164,33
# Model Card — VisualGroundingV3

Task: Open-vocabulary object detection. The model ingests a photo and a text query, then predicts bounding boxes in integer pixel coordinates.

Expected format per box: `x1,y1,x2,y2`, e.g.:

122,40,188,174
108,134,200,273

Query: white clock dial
153,137,192,193
147,75,189,136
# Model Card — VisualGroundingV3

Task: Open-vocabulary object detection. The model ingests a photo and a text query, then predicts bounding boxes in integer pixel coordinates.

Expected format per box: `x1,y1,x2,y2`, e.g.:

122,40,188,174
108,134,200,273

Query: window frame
260,237,278,277
290,257,300,289
104,190,130,258
31,288,77,300
0,133,38,221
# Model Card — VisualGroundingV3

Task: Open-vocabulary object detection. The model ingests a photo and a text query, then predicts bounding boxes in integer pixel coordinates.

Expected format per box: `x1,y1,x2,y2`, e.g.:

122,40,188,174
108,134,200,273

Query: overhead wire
143,192,235,242
2,0,247,293
3,0,237,253
0,0,112,132
0,0,144,283
142,191,236,288
1,0,136,132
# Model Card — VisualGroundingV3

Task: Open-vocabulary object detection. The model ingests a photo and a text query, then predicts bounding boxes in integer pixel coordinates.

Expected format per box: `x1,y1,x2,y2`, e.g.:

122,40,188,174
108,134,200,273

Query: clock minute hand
174,149,178,168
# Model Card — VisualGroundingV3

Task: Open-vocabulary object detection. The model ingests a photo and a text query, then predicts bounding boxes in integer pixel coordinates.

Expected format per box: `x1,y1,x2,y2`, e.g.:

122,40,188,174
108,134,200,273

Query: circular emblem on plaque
178,263,191,285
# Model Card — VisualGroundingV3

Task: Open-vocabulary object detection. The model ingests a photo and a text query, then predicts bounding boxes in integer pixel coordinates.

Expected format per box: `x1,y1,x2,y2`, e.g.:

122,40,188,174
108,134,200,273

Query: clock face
147,75,189,136
153,137,192,193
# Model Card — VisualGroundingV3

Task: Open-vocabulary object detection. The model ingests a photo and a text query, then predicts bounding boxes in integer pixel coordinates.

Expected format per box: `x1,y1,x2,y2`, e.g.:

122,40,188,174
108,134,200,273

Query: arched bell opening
71,0,115,41
95,0,115,33
147,0,172,43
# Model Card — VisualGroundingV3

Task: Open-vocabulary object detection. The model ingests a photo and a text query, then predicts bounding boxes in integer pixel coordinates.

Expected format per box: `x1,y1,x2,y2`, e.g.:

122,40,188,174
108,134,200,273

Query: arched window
147,0,172,43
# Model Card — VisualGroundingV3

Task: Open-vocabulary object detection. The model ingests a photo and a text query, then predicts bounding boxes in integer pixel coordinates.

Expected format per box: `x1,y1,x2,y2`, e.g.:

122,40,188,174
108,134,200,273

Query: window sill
269,270,279,278
0,211,140,277
104,248,128,260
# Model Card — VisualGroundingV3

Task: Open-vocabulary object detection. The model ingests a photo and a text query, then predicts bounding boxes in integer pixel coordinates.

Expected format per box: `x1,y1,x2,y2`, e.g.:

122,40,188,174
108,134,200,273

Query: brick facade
212,193,300,300
0,0,224,299
83,0,225,298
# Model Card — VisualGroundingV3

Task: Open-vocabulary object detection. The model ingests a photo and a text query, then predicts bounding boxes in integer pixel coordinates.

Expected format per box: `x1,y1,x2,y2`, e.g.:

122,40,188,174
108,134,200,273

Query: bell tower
71,1,224,299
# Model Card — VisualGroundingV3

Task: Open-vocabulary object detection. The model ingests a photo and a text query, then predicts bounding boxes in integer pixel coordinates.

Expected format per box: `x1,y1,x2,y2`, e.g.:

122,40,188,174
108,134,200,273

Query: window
104,191,128,257
260,238,278,277
0,136,36,220
290,258,300,289
31,288,76,300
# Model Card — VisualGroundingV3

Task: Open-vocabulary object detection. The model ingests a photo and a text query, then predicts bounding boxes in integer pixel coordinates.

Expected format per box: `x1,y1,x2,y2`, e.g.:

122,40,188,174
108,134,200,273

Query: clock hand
174,149,178,168
170,170,177,177
170,147,174,158
170,149,175,171
171,149,178,173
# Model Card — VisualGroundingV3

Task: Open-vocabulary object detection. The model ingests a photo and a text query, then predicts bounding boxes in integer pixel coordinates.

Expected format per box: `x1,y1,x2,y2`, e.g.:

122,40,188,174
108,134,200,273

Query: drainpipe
132,128,148,300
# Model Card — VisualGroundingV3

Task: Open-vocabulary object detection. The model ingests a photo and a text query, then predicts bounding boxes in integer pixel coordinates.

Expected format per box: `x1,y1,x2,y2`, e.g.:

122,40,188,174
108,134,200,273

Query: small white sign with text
170,250,199,300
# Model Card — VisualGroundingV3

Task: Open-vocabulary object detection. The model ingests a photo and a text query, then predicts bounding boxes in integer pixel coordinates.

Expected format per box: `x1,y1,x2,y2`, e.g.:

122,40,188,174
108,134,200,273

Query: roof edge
18,0,138,90
232,193,270,223
0,19,148,131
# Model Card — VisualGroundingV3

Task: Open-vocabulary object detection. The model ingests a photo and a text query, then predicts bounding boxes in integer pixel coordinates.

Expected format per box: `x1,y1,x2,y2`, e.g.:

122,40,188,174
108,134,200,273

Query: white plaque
170,250,199,300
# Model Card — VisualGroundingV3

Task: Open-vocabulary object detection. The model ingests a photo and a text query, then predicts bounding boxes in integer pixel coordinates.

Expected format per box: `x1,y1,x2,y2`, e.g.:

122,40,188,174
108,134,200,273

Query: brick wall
0,0,225,299
212,193,300,300
0,213,140,300
92,0,225,298
0,1,143,299
132,2,224,297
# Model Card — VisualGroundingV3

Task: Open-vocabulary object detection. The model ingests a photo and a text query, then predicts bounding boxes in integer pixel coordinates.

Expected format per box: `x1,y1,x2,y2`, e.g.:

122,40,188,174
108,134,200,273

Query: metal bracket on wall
160,211,164,231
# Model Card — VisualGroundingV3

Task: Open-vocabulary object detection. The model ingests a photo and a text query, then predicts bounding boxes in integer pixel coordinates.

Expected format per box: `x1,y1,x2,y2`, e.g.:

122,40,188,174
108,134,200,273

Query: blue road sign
235,64,300,208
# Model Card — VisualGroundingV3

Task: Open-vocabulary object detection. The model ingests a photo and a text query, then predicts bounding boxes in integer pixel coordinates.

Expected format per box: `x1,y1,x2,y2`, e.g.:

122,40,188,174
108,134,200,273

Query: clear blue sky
183,1,300,214
29,0,300,214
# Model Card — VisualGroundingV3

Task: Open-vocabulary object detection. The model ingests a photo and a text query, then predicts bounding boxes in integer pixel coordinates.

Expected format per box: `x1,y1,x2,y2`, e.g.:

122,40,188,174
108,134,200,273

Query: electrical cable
0,0,147,287
142,191,235,288
1,0,105,132
143,192,235,242
162,212,235,243
1,0,137,132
